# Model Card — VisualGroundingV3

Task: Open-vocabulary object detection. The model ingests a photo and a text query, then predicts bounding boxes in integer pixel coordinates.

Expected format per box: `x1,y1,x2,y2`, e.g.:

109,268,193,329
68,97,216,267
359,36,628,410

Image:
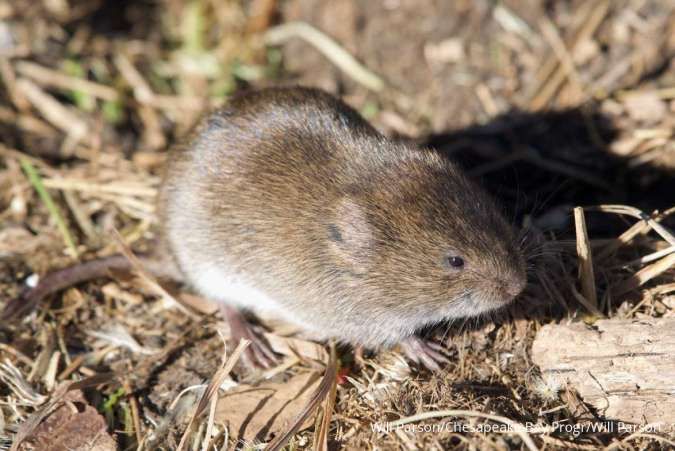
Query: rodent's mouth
445,292,514,318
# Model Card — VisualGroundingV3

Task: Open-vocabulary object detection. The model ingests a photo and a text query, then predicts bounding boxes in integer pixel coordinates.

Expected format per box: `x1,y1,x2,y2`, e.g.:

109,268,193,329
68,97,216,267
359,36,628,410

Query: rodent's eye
445,256,464,269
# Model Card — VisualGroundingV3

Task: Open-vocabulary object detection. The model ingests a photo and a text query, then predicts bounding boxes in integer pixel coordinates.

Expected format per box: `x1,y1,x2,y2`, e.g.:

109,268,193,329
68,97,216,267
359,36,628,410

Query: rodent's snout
469,272,527,314
502,274,526,300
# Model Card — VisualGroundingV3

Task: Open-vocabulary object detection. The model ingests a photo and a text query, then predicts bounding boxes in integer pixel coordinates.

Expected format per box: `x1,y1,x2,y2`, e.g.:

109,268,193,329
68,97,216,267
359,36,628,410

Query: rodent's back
161,87,379,229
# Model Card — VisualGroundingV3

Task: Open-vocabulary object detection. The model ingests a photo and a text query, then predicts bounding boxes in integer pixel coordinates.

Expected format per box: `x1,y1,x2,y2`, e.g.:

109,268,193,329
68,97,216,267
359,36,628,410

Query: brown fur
159,87,526,348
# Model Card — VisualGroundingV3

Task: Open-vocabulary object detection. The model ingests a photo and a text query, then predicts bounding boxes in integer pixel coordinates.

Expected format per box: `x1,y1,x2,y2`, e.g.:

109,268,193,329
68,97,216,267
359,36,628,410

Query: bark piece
532,318,675,424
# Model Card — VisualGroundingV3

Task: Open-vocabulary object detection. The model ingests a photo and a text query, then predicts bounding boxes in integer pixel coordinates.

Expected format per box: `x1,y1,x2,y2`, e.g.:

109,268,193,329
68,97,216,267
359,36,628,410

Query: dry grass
1,0,674,449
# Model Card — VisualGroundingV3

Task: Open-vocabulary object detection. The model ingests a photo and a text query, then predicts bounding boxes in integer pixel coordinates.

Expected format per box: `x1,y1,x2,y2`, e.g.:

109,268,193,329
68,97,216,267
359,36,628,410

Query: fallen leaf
215,370,321,444
17,390,115,451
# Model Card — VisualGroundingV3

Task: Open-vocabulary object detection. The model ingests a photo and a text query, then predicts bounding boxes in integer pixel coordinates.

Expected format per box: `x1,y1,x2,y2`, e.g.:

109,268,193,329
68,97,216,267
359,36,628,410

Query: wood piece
532,318,675,424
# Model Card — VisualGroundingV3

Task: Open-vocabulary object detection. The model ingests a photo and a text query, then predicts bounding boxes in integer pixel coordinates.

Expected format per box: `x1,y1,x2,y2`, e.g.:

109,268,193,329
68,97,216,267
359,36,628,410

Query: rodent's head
326,149,527,346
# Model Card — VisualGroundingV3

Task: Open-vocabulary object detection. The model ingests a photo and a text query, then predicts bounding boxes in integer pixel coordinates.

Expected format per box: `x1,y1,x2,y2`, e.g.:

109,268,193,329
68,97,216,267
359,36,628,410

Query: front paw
399,336,450,372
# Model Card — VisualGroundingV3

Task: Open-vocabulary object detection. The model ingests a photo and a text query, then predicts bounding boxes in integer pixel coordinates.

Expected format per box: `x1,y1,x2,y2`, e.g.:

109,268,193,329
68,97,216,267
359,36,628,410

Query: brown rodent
3,87,526,366
159,86,527,350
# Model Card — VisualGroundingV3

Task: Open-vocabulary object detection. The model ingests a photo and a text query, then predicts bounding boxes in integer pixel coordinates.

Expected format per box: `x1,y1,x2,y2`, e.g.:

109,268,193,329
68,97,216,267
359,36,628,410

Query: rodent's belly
185,260,429,348
188,261,310,328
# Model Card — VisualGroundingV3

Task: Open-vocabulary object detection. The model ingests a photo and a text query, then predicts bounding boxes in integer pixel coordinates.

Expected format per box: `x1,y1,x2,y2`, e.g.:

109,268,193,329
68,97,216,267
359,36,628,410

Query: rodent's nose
503,277,526,299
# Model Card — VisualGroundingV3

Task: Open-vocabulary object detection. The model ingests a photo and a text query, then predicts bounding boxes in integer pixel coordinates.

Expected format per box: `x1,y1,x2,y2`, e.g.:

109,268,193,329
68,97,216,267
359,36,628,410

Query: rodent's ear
327,198,373,273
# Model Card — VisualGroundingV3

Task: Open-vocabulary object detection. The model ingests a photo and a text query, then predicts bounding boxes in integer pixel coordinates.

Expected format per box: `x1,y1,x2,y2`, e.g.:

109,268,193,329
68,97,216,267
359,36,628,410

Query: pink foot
220,305,277,369
399,336,450,372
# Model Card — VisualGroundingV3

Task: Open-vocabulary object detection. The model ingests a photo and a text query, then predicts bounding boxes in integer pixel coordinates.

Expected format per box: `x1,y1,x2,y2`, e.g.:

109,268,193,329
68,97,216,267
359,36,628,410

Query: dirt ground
1,0,675,450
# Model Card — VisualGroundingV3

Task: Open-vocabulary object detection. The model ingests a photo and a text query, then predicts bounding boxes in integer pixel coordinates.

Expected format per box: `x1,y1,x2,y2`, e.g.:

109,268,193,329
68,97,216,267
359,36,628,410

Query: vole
4,87,527,370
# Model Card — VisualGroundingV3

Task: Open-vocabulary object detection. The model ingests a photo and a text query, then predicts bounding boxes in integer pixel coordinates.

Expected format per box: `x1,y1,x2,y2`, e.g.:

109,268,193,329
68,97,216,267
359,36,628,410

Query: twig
111,230,193,316
0,144,57,175
123,379,143,447
538,16,585,105
16,78,89,144
529,0,609,109
492,5,536,40
596,207,675,260
569,284,605,318
114,54,203,111
41,177,158,198
201,392,219,451
266,345,339,451
615,86,675,101
616,245,675,268
15,60,120,101
264,22,385,92
313,344,338,451
613,252,675,297
176,339,250,451
0,105,56,137
114,54,167,150
574,207,598,311
0,57,30,111
63,190,100,245
587,205,675,247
